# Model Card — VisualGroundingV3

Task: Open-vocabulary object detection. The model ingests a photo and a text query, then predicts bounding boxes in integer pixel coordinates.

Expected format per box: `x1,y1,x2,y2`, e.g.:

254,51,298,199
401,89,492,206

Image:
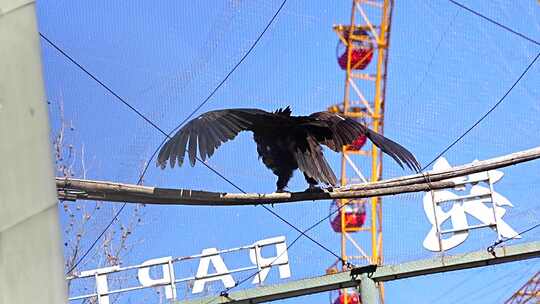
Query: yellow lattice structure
329,1,394,303
505,271,540,304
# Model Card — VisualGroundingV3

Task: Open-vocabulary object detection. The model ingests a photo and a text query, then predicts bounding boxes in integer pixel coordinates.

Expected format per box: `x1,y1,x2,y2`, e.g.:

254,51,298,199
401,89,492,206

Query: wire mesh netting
37,1,540,303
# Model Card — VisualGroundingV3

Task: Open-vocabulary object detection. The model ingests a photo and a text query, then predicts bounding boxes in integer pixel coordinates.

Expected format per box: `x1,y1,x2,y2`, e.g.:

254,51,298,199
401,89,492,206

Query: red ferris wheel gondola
333,290,360,304
330,199,367,233
337,29,374,70
346,133,367,151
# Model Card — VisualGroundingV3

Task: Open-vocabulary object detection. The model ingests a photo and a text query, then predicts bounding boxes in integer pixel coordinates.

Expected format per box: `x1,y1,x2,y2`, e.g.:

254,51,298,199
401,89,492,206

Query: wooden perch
56,146,540,206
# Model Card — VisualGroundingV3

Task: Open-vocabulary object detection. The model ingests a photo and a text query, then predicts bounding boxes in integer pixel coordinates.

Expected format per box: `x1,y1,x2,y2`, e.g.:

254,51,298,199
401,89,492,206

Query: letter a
192,248,235,294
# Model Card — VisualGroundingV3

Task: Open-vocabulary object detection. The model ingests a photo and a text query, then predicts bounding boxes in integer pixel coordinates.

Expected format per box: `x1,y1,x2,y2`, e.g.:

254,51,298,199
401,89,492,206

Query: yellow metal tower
505,271,540,304
328,1,394,303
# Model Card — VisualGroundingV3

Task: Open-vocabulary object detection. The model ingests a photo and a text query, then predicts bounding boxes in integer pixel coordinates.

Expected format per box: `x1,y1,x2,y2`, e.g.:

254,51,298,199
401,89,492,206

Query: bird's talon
305,186,324,193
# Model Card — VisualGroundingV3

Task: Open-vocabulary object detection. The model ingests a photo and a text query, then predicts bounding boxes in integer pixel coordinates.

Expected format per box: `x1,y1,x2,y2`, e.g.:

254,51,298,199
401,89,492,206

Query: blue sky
38,1,540,303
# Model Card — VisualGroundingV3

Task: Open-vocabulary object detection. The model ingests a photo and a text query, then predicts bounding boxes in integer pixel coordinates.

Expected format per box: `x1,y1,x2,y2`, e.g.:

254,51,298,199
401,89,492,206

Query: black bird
157,107,420,192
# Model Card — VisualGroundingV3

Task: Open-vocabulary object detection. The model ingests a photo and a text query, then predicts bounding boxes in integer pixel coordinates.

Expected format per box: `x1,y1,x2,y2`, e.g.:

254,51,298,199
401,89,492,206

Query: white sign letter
138,256,177,300
192,248,235,294
249,236,291,284
80,266,120,304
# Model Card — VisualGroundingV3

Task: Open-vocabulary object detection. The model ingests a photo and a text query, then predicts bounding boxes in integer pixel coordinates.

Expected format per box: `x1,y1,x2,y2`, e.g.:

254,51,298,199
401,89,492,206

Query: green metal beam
373,241,540,282
177,241,540,304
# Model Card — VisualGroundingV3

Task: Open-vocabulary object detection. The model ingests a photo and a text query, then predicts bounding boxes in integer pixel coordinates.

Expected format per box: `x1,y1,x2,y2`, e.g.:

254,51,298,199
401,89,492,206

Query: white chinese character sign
423,157,520,252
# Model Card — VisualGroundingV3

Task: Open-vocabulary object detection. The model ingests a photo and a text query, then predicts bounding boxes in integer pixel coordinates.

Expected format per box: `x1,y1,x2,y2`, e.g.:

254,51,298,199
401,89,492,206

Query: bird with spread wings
157,106,420,192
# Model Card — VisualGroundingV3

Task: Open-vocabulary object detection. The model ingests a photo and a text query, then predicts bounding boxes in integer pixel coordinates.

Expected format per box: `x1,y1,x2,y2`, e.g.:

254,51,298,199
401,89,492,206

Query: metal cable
421,51,540,171
421,1,540,170
210,200,353,302
195,159,343,262
405,8,459,106
487,222,540,255
448,0,540,47
44,0,339,276
39,33,169,138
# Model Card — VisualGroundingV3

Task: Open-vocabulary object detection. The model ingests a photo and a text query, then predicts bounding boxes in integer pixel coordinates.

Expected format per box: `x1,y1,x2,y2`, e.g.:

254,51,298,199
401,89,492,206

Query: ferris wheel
326,1,395,303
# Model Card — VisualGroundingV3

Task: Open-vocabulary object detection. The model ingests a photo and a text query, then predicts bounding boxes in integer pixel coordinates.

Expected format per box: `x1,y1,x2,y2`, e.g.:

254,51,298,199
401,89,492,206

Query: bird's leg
273,175,292,208
275,170,293,193
303,173,323,193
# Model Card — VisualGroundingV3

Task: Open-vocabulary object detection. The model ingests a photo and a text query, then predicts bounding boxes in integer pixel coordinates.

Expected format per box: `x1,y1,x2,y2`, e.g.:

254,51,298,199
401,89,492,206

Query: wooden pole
56,146,540,206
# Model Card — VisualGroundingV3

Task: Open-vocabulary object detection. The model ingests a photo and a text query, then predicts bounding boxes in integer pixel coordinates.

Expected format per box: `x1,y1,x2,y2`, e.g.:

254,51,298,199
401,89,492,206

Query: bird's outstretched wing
364,128,421,172
157,109,272,168
308,111,421,172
